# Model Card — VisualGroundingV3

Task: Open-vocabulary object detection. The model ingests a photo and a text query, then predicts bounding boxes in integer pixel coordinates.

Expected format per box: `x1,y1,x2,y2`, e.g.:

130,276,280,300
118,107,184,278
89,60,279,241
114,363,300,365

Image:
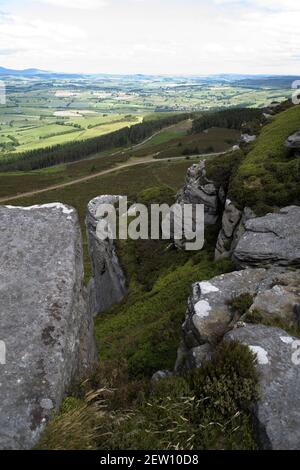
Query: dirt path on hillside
0,151,223,204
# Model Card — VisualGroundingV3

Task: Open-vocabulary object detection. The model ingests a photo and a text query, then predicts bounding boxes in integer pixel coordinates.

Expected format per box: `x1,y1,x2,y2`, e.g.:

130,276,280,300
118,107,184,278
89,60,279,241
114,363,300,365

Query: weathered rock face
184,269,274,344
176,268,300,372
240,133,256,144
285,130,300,151
224,324,300,450
215,204,256,259
86,196,126,315
0,204,97,450
175,341,213,372
176,160,223,226
249,270,300,327
233,206,300,268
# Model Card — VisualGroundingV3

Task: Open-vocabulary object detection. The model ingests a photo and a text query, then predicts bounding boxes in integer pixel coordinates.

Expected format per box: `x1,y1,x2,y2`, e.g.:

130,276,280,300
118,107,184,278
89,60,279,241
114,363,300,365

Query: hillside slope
229,105,300,213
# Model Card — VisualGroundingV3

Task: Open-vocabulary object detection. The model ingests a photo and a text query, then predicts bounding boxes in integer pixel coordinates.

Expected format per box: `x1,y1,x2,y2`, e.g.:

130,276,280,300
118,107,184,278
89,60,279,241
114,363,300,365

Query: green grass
139,119,192,148
0,115,141,154
37,341,258,450
229,105,300,214
133,127,240,160
95,250,233,377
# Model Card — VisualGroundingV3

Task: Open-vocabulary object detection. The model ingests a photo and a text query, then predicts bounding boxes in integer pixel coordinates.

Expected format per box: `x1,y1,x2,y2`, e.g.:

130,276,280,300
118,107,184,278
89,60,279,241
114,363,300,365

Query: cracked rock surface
233,206,300,268
225,324,300,450
0,204,97,449
86,196,126,315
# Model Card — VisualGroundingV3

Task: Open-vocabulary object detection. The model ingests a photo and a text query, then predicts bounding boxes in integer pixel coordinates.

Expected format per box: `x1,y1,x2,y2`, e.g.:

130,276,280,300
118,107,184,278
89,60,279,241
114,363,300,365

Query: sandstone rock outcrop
0,204,97,449
215,204,256,259
86,196,126,315
174,158,300,449
181,269,269,343
176,268,300,372
225,324,300,450
176,160,223,227
233,206,300,268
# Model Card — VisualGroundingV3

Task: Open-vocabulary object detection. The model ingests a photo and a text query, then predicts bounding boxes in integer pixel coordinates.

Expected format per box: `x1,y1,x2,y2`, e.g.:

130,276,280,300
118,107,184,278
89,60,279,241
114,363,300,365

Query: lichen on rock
0,203,97,449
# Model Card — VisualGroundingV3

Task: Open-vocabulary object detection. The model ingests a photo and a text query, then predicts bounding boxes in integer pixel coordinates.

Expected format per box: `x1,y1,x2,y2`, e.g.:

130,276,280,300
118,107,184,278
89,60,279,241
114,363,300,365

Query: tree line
192,108,263,134
0,113,191,172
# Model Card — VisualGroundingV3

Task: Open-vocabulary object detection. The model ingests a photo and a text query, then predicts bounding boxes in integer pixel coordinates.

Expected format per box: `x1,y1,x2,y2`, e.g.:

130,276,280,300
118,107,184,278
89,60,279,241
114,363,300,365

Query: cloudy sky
0,0,299,75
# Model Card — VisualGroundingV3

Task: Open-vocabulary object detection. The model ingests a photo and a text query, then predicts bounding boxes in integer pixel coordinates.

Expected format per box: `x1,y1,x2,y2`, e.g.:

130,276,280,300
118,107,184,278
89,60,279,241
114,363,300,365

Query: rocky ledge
176,160,224,227
176,267,300,449
176,268,300,371
0,204,97,449
225,324,300,450
233,206,300,268
174,160,300,448
285,130,300,154
86,196,126,315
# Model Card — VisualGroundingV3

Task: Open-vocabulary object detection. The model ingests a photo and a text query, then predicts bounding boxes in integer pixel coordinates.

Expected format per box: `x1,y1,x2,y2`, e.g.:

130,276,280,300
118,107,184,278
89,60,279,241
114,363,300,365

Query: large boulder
182,268,273,345
285,130,300,151
233,206,300,268
225,324,300,450
176,267,300,372
86,196,126,315
0,203,97,450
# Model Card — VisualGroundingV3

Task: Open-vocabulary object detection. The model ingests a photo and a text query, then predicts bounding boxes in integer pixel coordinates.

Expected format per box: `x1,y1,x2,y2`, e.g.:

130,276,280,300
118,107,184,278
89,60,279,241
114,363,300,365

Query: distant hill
0,67,83,79
0,67,299,86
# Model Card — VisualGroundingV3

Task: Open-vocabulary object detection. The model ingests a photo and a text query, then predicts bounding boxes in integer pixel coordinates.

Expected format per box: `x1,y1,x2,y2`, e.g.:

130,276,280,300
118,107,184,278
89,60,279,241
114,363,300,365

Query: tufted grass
38,342,258,450
229,105,300,214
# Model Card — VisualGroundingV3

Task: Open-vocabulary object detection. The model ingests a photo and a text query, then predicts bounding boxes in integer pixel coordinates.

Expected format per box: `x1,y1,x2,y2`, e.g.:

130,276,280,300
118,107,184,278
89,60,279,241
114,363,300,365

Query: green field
0,111,141,153
0,115,240,201
0,74,292,158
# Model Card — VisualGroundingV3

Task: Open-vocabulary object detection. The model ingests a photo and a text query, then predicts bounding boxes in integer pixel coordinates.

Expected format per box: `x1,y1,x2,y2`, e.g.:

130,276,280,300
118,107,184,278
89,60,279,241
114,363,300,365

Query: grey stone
215,200,242,258
0,203,97,450
215,204,255,260
177,267,300,371
182,268,276,347
240,134,256,144
285,130,300,150
233,206,300,268
151,370,173,384
224,324,300,450
221,200,242,238
176,160,221,227
175,341,213,373
230,206,256,251
248,270,300,327
86,196,126,314
188,343,214,369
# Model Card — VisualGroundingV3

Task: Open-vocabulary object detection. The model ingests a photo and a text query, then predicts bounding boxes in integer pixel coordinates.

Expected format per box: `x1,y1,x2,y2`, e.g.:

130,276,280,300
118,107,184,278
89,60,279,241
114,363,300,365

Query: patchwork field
0,73,292,158
0,111,141,154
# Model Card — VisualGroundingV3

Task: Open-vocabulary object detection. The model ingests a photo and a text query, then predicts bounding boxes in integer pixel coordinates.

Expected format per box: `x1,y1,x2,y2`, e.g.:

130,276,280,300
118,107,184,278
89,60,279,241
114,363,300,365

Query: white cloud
36,0,108,9
0,0,299,74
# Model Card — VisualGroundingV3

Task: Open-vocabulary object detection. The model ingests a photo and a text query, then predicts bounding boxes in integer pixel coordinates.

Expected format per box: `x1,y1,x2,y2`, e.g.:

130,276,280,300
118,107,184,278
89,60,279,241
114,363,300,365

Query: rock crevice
86,195,126,315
